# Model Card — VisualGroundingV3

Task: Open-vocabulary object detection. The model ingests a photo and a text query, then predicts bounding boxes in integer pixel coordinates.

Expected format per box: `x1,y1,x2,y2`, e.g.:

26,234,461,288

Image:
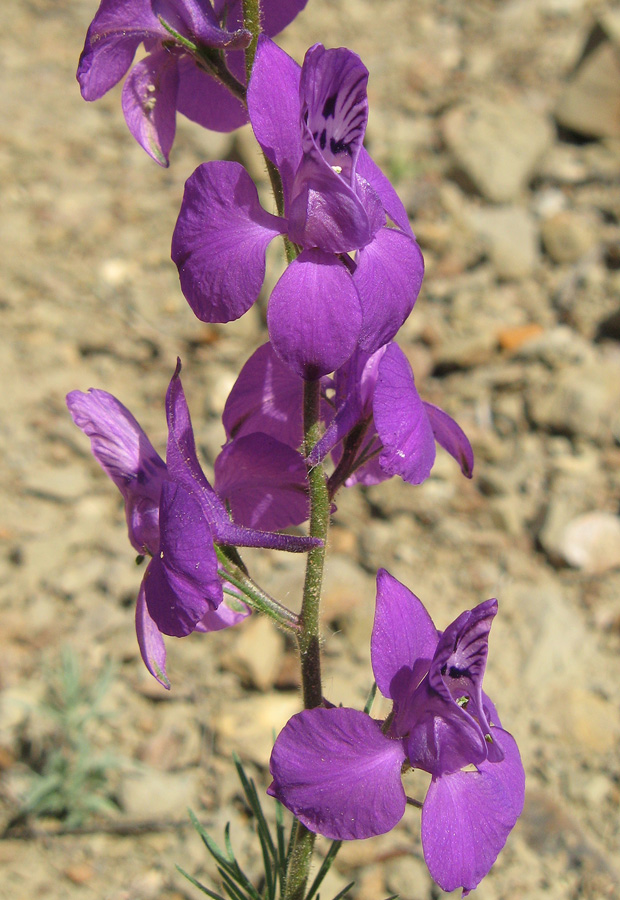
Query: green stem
298,378,329,710
283,379,330,900
242,0,261,84
215,545,300,632
194,47,247,103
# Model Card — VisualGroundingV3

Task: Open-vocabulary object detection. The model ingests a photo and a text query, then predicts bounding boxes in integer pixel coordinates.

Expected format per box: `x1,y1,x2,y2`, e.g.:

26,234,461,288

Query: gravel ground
1,1,620,898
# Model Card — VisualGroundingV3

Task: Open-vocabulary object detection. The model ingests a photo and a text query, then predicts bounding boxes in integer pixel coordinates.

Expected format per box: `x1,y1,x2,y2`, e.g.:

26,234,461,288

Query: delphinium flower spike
77,0,308,165
172,38,424,379
67,360,317,686
268,569,525,895
222,341,473,493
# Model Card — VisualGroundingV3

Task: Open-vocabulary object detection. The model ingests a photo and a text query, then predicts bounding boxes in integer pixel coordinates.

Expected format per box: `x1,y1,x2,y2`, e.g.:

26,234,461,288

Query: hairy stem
299,378,329,710
242,0,261,83
215,545,300,631
283,379,330,900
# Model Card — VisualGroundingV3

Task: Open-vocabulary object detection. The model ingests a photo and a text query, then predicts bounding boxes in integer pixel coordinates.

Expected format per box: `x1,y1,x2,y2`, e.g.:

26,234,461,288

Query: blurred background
1,0,620,897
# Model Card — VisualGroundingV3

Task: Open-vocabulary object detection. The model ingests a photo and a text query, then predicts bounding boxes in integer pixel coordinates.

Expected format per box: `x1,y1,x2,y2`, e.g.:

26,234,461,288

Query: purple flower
77,0,308,165
268,569,525,895
67,360,316,686
223,341,473,492
172,38,424,379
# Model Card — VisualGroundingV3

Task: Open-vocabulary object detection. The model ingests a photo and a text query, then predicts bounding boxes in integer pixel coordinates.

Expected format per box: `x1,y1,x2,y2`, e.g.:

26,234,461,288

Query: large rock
466,205,540,279
556,31,620,139
442,98,554,202
558,511,620,573
526,357,620,443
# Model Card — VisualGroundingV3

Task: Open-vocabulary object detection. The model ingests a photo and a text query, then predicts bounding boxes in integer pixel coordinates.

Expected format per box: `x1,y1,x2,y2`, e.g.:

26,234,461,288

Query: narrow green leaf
189,810,235,867
176,865,227,900
222,825,262,900
363,682,377,715
330,882,355,900
274,799,287,889
157,15,198,51
233,755,277,861
218,865,255,900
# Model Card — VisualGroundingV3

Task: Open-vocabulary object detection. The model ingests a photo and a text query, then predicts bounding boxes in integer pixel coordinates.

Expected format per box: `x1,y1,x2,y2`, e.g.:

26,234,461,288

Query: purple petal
371,569,438,701
222,343,304,447
260,0,309,35
404,681,488,776
214,434,309,530
373,343,436,484
121,48,179,166
267,249,362,380
356,149,414,237
176,56,248,132
421,727,525,895
196,591,251,632
299,45,368,182
247,36,302,206
166,361,319,553
310,345,390,472
342,450,387,487
136,581,170,688
429,599,501,760
77,0,165,101
216,0,309,38
268,708,407,840
482,692,503,730
172,161,284,322
308,396,362,467
286,46,380,252
144,481,222,637
423,402,474,478
307,348,375,466
66,388,166,554
337,346,383,415
288,161,382,253
153,0,250,48
356,227,424,353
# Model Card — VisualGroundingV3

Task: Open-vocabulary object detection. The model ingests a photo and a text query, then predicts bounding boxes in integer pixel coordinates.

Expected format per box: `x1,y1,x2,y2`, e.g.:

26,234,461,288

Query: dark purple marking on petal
429,599,499,757
172,161,285,322
268,707,407,840
421,727,524,894
373,343,436,485
423,402,474,478
299,44,368,180
267,249,362,381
